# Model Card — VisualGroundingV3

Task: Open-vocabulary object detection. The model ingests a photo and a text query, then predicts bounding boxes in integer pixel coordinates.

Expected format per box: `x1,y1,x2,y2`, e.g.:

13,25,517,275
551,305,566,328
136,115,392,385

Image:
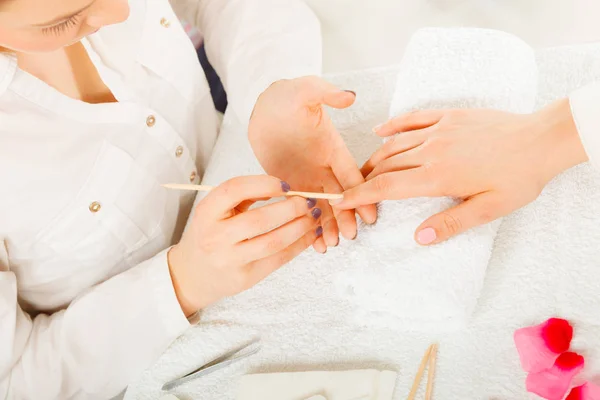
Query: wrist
533,98,588,183
167,246,198,317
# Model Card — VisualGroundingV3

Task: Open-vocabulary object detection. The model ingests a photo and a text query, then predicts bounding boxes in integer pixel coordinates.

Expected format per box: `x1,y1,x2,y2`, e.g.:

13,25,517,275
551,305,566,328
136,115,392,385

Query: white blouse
0,0,321,399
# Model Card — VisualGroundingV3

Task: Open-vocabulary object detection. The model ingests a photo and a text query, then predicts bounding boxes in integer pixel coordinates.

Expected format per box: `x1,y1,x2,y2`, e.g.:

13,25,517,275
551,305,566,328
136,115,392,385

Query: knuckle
373,174,393,194
423,135,447,152
478,199,501,224
422,162,440,187
405,109,422,120
265,237,283,253
441,212,462,235
478,208,495,224
221,177,243,194
291,196,308,216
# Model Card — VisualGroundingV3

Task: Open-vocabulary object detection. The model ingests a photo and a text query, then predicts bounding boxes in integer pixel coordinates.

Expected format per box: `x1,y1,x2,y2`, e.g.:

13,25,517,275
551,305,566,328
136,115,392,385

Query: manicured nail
344,90,356,96
316,226,323,237
417,227,437,245
280,181,291,193
372,124,383,134
311,208,322,219
306,198,317,209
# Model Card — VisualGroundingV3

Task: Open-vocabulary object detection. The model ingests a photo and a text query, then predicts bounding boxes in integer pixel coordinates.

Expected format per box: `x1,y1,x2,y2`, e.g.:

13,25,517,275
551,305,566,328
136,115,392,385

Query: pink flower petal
566,382,600,400
526,352,584,400
514,318,573,373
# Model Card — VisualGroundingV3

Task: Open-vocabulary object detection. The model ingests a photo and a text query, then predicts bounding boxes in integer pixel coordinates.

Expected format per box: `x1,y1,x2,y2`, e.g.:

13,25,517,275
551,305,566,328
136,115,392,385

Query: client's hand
168,176,322,316
335,99,588,245
249,76,377,253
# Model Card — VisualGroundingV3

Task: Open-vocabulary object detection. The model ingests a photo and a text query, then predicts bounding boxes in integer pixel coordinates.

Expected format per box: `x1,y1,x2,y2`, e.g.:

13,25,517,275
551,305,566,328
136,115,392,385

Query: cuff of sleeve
147,248,191,337
570,82,600,171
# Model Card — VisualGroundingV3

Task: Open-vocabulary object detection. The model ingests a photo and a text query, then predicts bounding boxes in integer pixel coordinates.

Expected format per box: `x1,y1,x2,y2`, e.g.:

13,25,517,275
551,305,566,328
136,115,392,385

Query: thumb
306,77,356,109
322,89,356,109
414,193,504,245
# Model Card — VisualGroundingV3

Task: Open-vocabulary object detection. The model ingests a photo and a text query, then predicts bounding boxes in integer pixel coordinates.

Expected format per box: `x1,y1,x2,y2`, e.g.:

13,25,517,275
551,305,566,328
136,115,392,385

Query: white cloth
124,40,600,400
335,28,537,332
237,369,397,400
571,81,600,171
0,0,320,399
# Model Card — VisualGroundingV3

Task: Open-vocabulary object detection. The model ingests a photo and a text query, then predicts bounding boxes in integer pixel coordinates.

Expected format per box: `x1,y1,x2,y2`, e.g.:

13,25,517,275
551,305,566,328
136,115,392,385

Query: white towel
334,28,538,332
237,369,397,400
125,39,600,400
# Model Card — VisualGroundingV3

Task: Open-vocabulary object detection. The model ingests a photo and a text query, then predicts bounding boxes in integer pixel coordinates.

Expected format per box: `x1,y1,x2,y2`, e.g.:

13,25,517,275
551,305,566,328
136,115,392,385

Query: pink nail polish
417,228,437,245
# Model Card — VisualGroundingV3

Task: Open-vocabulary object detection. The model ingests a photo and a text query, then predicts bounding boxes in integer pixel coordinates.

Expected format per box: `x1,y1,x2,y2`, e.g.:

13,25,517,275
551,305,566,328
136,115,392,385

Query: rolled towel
335,28,538,332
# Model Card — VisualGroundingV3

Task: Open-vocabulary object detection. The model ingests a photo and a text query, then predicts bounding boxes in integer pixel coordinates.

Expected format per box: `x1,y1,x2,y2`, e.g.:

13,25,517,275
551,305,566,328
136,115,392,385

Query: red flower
526,352,584,400
566,382,600,400
514,318,573,373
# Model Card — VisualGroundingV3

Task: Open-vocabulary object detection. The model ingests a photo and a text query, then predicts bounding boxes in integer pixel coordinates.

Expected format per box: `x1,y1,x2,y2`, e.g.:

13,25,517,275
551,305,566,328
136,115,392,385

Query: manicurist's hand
335,99,589,245
248,76,377,253
168,176,322,316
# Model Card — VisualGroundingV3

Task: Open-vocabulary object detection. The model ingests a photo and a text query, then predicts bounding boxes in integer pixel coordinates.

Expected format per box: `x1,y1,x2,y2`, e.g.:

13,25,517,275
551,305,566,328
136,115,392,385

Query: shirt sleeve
169,0,323,124
0,246,190,400
570,81,600,171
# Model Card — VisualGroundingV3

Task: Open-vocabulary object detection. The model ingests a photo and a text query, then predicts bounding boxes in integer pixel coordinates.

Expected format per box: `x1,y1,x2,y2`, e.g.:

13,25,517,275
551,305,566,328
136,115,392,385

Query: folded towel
335,28,538,332
237,369,397,400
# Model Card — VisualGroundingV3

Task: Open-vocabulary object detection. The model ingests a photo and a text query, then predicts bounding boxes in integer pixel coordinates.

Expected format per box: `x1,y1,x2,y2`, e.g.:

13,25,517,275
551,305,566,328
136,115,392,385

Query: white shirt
0,0,321,398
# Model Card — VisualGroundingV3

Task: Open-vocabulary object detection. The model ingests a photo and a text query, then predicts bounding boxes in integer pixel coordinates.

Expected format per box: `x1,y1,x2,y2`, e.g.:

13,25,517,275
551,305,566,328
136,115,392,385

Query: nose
85,0,130,29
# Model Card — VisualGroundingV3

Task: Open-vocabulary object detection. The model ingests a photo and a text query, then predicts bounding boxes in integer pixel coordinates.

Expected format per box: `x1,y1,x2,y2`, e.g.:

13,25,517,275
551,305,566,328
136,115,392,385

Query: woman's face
0,0,130,53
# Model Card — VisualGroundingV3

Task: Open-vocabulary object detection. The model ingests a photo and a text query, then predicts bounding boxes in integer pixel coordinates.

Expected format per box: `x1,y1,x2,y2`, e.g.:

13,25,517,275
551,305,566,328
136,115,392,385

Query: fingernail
306,198,317,209
328,196,343,206
316,226,323,237
280,181,291,193
311,208,322,219
417,228,437,245
344,90,356,96
372,124,383,134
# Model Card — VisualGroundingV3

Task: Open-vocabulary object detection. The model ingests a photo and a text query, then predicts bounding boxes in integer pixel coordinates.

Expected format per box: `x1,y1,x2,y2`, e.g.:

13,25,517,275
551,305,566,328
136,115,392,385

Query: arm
569,81,600,171
169,0,322,123
0,246,190,399
1,175,323,399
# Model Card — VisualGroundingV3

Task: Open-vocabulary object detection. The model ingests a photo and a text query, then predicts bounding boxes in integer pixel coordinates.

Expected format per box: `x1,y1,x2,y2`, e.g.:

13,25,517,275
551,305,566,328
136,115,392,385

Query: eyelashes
42,13,82,36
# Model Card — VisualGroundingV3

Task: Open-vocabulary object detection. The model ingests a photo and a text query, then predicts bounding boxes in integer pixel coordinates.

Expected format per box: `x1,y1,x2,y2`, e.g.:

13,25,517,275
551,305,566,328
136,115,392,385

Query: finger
245,228,320,286
312,235,327,254
323,178,357,241
414,192,507,245
373,110,445,137
303,76,357,109
329,140,377,225
335,168,437,210
225,196,318,243
361,130,429,176
238,213,320,262
201,175,290,219
365,147,422,180
321,208,340,247
236,197,271,213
